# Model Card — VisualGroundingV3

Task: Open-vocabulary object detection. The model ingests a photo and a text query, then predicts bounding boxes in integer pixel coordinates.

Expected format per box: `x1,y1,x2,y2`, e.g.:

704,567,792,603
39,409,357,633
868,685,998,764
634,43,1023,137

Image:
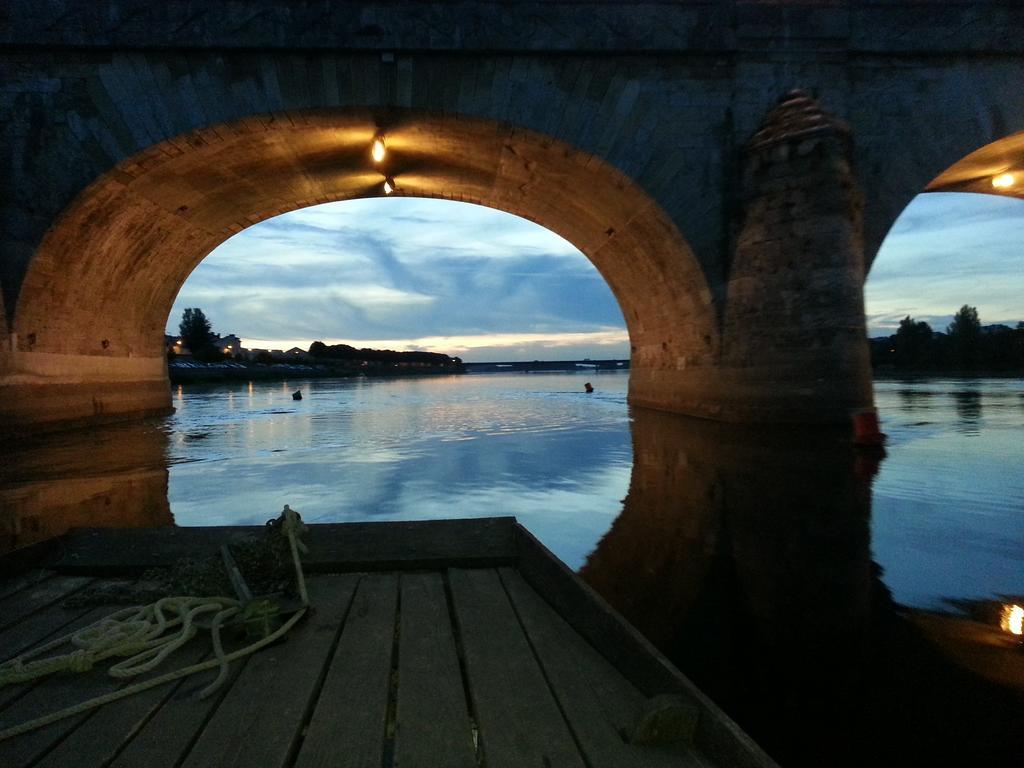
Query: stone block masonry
722,91,872,422
1,2,1023,430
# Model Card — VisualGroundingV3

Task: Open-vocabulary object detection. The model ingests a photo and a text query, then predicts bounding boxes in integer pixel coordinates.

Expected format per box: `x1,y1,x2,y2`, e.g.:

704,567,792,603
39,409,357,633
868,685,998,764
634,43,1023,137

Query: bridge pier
718,91,872,423
0,347,171,435
3,1,1024,434
0,93,873,434
629,92,872,425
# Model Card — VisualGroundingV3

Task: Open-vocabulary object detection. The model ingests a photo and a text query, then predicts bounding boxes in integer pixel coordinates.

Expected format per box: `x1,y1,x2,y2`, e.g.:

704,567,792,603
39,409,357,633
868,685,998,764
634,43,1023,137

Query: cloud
169,198,626,359
173,192,1023,353
269,198,581,263
882,192,1024,237
241,330,631,361
866,192,1024,334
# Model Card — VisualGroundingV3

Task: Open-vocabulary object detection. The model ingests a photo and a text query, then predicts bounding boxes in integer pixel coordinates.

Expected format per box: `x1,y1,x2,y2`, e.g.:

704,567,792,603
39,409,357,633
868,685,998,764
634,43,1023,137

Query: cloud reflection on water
167,374,633,565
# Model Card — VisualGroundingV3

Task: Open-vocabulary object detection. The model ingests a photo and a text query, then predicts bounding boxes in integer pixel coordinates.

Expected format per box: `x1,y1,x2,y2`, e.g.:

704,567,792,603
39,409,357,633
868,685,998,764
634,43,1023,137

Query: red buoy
852,408,886,447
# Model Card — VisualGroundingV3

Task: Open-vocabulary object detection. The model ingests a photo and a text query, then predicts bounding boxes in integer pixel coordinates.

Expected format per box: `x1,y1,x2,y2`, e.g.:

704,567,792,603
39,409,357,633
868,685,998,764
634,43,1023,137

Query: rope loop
0,503,312,743
66,650,93,674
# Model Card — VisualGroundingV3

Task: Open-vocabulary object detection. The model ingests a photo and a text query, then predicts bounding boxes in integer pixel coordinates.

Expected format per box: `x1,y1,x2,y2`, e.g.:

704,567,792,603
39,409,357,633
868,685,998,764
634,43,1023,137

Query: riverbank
873,367,1023,379
167,359,463,384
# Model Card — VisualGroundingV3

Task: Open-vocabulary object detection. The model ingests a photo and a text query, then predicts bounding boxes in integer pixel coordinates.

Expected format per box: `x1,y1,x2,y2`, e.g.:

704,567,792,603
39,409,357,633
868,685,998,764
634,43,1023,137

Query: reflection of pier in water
2,403,1021,765
0,421,172,553
582,408,1022,768
952,386,983,435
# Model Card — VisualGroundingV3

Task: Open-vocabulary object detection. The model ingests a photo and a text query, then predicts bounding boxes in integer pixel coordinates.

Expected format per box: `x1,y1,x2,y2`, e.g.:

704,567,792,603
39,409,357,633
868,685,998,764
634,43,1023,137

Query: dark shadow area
581,407,1024,768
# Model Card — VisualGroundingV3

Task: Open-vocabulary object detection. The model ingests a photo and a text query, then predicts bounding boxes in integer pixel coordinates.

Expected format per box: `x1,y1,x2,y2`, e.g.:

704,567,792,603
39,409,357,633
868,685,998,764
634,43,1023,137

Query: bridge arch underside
4,110,733,431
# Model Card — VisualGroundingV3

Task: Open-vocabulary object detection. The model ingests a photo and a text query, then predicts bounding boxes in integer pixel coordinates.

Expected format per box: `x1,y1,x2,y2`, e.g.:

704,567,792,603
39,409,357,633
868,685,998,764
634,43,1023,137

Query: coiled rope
0,505,310,742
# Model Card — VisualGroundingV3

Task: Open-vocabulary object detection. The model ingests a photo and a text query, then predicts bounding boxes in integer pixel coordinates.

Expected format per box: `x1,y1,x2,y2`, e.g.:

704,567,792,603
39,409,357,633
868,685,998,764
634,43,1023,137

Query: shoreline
872,368,1023,380
167,361,464,384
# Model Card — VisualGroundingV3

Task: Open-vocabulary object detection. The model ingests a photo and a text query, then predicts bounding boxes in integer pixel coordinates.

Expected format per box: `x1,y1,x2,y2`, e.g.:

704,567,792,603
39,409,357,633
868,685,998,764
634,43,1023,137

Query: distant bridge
464,360,630,374
2,1,1023,431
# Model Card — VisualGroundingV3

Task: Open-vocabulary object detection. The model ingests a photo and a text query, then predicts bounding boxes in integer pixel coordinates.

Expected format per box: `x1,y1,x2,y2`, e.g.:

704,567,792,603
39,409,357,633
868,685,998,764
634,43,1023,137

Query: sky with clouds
864,192,1024,335
169,192,1023,361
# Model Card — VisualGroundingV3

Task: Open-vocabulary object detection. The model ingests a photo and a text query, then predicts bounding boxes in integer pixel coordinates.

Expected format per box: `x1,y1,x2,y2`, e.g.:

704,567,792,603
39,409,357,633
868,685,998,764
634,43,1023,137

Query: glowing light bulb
383,177,395,195
1001,604,1024,636
991,172,1016,189
371,137,386,163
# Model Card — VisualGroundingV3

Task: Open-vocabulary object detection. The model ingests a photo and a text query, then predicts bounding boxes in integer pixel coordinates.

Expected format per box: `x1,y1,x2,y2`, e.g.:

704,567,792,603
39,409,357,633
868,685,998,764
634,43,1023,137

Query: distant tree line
170,307,464,368
870,305,1024,372
308,341,462,367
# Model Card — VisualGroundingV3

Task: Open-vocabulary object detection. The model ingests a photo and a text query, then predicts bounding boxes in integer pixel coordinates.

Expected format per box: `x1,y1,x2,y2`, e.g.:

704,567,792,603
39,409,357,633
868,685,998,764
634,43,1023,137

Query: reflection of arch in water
581,407,876,672
581,408,877,761
0,422,172,553
581,407,1023,767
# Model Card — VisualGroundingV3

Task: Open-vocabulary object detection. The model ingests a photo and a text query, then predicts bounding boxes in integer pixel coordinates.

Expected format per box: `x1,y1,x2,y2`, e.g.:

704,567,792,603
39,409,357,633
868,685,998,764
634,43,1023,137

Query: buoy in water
852,408,885,447
292,390,302,400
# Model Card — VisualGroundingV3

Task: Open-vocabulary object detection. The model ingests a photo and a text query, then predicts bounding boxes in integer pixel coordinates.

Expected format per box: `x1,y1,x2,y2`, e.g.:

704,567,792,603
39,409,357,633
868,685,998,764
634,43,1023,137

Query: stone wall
2,1,1023,429
722,91,872,422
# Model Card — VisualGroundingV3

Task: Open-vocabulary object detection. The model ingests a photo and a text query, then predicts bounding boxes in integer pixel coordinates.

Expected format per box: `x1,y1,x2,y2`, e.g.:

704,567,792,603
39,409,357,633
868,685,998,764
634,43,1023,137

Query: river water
2,372,1022,766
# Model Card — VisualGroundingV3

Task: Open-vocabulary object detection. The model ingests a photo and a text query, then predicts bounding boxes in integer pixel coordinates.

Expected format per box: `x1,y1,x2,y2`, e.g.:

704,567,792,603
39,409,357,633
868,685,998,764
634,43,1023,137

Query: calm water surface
2,372,1022,766
167,373,632,570
871,378,1024,609
155,372,1023,612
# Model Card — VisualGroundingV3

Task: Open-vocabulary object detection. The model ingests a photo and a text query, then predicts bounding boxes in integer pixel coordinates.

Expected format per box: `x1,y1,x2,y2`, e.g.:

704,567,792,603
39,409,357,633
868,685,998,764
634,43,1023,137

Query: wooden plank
500,567,708,768
179,574,360,768
447,568,585,768
294,573,398,768
515,524,683,697
50,517,518,574
0,600,133,713
33,640,212,768
0,574,92,632
516,524,687,697
514,525,779,768
0,603,149,767
0,582,135,663
0,539,66,579
0,569,52,602
395,573,476,768
107,643,252,768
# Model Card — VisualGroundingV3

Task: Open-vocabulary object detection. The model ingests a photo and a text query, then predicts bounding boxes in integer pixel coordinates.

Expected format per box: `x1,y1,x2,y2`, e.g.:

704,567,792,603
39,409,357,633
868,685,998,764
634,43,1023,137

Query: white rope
0,608,308,742
0,505,311,743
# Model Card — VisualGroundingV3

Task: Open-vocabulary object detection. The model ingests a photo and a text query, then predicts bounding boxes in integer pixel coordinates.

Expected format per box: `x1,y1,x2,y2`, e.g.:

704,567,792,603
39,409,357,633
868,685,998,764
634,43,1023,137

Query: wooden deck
0,518,778,768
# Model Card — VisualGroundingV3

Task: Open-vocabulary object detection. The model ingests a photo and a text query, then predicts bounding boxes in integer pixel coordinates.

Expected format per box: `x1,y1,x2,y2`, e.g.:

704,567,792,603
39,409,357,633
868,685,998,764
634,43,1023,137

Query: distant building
165,332,241,357
165,334,183,354
216,334,242,356
239,347,303,362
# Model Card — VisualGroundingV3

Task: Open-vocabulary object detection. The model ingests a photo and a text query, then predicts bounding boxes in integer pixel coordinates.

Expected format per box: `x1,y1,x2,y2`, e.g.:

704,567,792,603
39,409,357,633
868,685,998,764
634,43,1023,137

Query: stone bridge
2,1,1023,432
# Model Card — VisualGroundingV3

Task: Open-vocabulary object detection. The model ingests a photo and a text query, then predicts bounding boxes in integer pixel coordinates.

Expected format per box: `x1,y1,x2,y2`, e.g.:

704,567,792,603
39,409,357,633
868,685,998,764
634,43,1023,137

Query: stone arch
862,106,1024,274
862,129,1024,352
4,109,718,429
864,128,1024,289
925,130,1024,202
